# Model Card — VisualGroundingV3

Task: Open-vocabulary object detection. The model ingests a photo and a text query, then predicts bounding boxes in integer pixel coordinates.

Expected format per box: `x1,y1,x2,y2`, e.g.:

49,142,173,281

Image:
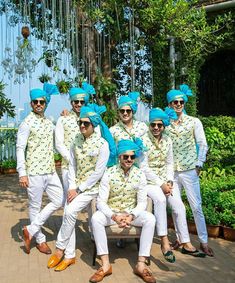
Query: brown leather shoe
134,267,156,283
22,226,32,254
89,265,112,283
200,243,214,257
47,254,63,268
54,258,75,272
36,242,52,254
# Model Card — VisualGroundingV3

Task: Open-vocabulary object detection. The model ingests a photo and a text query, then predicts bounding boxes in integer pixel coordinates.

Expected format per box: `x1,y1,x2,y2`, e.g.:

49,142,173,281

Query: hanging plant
56,80,71,94
38,49,59,68
38,73,52,83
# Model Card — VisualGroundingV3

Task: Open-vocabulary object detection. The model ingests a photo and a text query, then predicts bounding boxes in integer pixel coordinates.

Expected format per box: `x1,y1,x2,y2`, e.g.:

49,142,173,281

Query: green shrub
200,116,235,136
1,159,17,169
54,153,62,161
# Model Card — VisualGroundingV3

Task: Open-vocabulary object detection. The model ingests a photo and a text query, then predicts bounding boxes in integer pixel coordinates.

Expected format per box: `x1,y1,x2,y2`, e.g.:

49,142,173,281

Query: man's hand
67,189,78,203
60,109,69,116
19,176,29,188
195,166,202,176
161,183,173,196
125,214,134,227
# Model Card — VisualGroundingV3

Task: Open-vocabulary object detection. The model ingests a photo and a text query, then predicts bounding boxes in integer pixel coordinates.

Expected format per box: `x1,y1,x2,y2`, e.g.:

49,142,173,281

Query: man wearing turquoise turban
17,88,64,255
90,139,156,283
48,104,114,271
140,108,204,261
55,86,90,192
164,85,213,257
110,93,148,143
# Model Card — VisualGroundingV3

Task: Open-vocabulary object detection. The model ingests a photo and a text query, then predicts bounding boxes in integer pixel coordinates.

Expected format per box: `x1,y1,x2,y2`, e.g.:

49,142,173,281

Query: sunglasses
78,120,92,128
73,100,85,105
122,154,136,160
119,109,132,115
173,100,184,105
32,99,46,105
150,122,164,129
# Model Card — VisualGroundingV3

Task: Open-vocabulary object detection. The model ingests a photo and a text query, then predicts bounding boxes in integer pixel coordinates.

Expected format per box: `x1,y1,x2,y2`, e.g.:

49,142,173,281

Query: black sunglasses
32,99,46,105
73,100,85,105
78,120,92,128
119,109,132,115
173,100,184,105
150,122,164,129
122,154,136,160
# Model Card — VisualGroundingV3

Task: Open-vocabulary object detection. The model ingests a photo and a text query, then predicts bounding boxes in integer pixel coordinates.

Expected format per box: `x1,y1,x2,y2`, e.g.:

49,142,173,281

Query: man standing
90,139,156,283
110,92,148,143
47,104,116,271
164,84,214,256
16,88,64,254
141,108,204,260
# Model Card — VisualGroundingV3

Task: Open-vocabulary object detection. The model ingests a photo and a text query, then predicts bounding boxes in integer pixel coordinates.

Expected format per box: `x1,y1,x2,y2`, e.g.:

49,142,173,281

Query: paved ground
0,172,234,283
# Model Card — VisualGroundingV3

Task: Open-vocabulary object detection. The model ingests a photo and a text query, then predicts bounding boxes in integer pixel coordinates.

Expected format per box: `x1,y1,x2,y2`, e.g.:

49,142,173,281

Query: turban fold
118,91,140,114
30,88,47,102
80,104,116,166
149,108,170,126
69,87,89,104
166,84,193,103
117,137,145,158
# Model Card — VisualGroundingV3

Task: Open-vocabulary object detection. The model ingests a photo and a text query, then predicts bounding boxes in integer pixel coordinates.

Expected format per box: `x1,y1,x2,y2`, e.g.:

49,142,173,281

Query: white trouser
91,211,156,256
27,173,64,244
56,193,97,258
61,168,69,194
147,184,190,243
175,169,208,243
61,169,93,258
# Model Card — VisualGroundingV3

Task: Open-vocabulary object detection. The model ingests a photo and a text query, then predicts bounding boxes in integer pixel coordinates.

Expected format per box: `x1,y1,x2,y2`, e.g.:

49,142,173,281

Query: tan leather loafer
89,265,112,282
54,258,75,272
22,226,32,254
36,242,52,254
47,254,63,268
134,267,156,283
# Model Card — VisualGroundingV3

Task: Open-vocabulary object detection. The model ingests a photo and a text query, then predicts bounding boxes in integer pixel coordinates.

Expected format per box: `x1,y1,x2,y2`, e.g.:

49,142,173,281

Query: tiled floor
0,173,234,283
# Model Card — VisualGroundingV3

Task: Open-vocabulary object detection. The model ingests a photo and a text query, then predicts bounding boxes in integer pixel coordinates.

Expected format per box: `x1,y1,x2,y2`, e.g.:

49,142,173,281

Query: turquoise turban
118,91,140,114
166,84,193,103
43,83,60,104
30,88,47,102
80,104,117,167
149,108,170,126
117,137,145,158
82,82,96,96
69,87,89,104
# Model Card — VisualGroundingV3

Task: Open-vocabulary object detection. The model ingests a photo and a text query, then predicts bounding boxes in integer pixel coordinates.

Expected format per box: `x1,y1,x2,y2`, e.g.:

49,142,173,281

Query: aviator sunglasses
73,100,85,105
78,120,92,128
119,109,132,115
32,99,46,106
173,100,184,105
150,122,164,129
122,154,136,160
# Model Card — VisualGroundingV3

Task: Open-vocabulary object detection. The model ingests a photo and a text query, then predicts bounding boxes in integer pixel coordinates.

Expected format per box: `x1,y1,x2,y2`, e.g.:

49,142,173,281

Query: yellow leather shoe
54,258,75,272
47,254,63,268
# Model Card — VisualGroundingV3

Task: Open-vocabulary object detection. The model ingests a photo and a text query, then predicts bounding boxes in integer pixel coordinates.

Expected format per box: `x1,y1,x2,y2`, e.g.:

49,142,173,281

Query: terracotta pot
3,168,17,174
207,224,221,238
187,221,197,235
21,26,30,39
223,226,235,242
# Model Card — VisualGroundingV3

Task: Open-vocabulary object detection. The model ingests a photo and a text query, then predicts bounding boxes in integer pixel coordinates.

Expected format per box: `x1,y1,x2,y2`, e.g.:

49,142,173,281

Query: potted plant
38,73,52,83
203,206,221,238
1,159,17,174
220,209,235,241
56,80,71,94
54,152,62,168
